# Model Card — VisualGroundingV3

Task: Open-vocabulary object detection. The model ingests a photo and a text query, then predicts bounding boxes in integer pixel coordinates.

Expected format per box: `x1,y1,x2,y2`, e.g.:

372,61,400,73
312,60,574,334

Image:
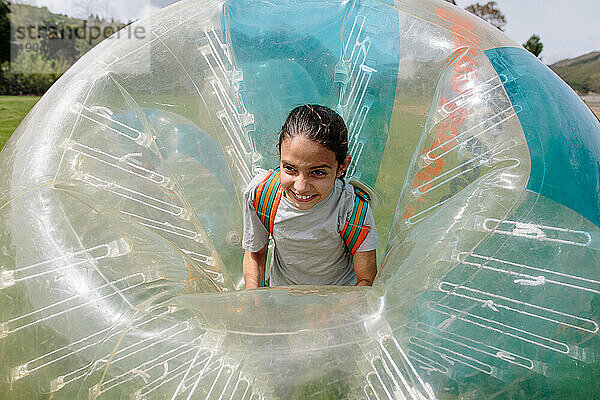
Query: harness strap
340,187,371,254
254,169,371,255
254,168,284,235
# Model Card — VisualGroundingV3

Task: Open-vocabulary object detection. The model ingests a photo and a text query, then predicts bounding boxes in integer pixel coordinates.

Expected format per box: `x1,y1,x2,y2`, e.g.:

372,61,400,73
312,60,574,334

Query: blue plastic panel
486,47,600,227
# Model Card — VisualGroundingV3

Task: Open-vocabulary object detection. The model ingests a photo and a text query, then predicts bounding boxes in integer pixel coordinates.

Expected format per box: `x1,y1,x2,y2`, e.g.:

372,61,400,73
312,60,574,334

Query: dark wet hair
278,104,349,167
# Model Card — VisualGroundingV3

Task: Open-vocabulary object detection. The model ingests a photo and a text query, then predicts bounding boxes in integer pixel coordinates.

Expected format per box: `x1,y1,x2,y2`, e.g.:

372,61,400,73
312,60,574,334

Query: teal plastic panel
223,0,400,185
485,47,600,227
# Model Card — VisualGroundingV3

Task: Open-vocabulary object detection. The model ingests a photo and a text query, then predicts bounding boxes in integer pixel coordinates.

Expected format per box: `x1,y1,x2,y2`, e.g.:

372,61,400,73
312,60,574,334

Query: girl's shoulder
338,178,369,199
244,168,271,198
337,178,354,197
337,178,374,213
337,179,362,211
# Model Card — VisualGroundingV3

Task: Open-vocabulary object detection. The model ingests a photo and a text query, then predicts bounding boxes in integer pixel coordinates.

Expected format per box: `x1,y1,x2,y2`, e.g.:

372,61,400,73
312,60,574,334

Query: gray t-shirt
242,169,379,286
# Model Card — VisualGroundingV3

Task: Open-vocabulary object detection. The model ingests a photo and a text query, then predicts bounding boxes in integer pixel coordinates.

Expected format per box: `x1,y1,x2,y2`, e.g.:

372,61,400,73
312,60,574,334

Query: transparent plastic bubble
1,0,599,399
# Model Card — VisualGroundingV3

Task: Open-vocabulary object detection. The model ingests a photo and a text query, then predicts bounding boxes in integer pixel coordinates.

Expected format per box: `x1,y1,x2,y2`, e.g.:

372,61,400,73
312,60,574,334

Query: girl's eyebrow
310,164,333,170
281,160,333,170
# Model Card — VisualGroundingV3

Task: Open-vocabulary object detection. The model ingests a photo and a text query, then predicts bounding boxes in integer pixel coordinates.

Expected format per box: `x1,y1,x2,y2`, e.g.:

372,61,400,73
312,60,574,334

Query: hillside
549,52,600,94
1,3,129,94
9,4,126,72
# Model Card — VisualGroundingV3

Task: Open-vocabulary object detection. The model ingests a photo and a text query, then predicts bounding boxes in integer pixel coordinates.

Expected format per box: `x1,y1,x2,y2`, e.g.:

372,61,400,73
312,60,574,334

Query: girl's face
279,136,350,210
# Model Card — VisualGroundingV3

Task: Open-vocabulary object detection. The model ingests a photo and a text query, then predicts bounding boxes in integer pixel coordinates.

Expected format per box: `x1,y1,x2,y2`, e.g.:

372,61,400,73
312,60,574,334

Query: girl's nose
293,175,309,192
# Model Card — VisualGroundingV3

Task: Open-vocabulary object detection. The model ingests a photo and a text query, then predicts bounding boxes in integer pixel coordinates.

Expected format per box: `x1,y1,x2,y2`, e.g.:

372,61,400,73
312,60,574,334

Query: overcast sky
15,0,176,22
455,0,600,64
16,0,600,64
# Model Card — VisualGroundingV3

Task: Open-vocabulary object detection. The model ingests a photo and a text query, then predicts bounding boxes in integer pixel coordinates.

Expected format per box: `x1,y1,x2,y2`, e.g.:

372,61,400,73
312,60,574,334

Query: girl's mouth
290,191,317,202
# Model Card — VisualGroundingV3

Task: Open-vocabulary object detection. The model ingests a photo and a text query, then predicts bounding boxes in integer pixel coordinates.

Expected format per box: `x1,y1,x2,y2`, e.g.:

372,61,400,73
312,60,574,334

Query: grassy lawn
0,96,41,152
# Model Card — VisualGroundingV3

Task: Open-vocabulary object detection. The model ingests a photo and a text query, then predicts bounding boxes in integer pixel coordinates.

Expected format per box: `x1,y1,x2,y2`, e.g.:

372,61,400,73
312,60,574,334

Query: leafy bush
0,51,68,95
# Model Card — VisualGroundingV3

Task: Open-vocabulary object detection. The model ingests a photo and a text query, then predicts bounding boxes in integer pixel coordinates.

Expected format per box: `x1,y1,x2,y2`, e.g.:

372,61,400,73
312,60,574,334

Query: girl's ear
337,155,352,177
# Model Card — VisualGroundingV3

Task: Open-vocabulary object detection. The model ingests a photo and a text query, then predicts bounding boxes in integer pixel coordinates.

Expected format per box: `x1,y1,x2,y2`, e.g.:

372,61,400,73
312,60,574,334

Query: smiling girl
242,105,378,288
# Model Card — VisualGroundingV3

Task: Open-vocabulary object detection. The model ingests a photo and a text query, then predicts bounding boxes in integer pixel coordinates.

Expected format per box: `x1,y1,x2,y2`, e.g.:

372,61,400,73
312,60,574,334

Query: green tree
465,1,506,31
0,51,68,95
523,34,543,59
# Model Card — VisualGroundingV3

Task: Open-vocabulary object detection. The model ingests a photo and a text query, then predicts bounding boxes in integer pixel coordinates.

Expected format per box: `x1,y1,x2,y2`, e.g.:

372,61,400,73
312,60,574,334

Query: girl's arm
243,243,268,289
353,250,377,286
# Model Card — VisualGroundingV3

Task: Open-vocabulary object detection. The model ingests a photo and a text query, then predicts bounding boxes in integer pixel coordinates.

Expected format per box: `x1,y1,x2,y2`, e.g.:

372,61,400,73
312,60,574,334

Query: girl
242,105,378,288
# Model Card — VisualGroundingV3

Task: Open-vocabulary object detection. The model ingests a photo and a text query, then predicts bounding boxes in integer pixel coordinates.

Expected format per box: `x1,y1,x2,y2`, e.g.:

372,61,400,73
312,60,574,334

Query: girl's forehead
280,136,337,168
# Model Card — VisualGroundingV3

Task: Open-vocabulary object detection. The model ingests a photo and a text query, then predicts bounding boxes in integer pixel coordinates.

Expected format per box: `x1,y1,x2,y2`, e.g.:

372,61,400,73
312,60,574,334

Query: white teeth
294,193,312,200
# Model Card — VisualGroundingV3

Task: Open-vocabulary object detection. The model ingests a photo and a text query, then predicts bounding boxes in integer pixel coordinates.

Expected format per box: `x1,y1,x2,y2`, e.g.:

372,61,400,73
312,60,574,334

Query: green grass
0,96,41,152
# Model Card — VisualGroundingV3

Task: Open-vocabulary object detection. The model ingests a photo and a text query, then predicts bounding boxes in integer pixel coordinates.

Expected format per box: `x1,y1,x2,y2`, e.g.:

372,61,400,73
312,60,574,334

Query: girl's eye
283,165,296,172
312,170,327,177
